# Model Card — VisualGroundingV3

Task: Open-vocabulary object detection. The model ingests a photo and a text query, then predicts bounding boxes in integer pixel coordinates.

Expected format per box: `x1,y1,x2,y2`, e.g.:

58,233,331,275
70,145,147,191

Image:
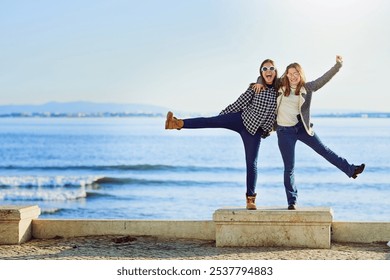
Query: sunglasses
261,66,276,72
287,72,300,78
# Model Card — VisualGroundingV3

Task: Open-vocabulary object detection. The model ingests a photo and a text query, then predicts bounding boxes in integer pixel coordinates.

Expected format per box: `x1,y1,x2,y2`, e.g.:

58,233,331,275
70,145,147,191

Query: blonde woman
254,56,365,210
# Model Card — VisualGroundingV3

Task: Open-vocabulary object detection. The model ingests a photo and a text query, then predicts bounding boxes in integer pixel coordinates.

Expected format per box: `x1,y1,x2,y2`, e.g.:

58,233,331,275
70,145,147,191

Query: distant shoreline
0,112,389,118
0,112,165,118
1,102,388,118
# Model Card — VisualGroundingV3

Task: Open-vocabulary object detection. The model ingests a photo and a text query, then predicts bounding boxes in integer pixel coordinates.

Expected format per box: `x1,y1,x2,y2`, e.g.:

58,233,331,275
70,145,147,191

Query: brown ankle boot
165,111,183,130
246,194,257,210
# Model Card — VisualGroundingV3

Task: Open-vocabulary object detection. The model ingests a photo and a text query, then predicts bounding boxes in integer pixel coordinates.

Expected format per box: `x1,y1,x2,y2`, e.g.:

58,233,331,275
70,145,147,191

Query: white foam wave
0,175,102,187
0,175,100,201
0,188,87,201
41,208,61,214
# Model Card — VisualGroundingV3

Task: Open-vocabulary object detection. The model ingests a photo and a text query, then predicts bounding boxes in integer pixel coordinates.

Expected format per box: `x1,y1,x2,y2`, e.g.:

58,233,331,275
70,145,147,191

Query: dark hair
259,59,278,88
280,62,306,96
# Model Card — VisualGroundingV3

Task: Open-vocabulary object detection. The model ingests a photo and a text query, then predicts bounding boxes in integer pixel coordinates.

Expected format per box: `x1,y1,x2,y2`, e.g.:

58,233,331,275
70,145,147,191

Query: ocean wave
0,188,87,201
0,164,245,173
2,163,385,175
0,176,98,201
40,208,62,214
0,175,103,188
94,176,240,187
0,174,241,189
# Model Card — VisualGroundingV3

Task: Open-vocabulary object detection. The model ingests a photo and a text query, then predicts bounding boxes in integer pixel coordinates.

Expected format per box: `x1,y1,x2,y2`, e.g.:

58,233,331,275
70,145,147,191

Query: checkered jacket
219,86,277,135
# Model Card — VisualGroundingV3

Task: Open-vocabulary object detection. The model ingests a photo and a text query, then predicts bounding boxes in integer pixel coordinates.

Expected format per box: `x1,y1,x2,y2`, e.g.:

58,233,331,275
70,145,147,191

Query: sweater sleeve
219,87,254,115
305,62,342,92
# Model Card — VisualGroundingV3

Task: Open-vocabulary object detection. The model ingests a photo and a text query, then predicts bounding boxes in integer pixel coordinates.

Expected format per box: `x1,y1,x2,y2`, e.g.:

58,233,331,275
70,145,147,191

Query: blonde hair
280,63,306,96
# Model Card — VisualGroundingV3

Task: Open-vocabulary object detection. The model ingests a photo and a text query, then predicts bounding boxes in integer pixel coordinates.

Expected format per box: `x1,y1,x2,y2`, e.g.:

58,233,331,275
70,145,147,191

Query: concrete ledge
2,205,389,246
0,205,41,244
213,207,333,248
32,220,215,241
332,222,390,243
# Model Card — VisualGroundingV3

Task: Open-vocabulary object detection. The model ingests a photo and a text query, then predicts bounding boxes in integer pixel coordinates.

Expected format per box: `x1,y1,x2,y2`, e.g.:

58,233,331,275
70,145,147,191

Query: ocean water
0,117,389,221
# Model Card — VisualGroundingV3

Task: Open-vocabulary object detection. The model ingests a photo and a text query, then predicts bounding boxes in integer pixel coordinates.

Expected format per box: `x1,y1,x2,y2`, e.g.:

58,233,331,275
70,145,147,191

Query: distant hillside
0,102,389,118
0,102,169,115
313,112,390,118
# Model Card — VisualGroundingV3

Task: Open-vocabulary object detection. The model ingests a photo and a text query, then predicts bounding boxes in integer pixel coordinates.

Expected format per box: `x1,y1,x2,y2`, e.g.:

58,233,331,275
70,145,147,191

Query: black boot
352,164,365,179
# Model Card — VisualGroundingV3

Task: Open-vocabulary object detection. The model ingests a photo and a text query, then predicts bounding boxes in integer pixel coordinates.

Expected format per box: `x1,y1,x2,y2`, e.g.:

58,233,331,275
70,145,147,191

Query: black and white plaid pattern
220,87,277,135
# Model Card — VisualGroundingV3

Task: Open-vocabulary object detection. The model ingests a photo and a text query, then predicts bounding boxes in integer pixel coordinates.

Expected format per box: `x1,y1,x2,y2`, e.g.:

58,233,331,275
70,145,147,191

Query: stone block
0,205,41,244
213,207,333,248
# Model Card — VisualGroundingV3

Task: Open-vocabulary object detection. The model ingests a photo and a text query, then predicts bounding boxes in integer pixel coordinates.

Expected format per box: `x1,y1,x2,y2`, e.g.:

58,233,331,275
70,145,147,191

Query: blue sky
1,0,389,113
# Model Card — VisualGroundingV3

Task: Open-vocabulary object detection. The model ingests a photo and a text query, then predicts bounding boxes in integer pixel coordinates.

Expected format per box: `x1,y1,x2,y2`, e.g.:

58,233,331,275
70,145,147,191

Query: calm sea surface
0,117,389,221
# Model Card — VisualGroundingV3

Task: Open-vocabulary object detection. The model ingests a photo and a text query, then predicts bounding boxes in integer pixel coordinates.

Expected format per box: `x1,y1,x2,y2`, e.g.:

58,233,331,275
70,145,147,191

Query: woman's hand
251,83,265,94
336,55,343,64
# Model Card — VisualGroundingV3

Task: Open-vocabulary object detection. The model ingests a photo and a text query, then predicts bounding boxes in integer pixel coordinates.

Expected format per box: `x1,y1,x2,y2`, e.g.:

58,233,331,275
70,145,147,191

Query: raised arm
306,55,343,92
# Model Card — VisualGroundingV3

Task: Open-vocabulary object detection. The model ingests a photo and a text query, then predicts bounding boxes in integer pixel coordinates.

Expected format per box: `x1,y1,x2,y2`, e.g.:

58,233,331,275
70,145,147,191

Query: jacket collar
279,86,307,98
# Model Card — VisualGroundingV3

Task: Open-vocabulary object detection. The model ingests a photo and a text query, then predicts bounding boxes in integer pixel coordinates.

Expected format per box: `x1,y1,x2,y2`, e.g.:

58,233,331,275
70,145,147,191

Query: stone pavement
0,235,389,260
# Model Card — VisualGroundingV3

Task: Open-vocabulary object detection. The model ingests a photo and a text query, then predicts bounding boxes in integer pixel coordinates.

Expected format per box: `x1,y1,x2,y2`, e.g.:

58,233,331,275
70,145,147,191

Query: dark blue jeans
183,112,263,196
276,121,355,205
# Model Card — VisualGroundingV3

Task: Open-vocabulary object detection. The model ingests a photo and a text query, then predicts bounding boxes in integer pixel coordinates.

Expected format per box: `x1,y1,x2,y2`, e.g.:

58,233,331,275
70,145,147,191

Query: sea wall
32,220,215,240
1,206,389,245
332,221,390,243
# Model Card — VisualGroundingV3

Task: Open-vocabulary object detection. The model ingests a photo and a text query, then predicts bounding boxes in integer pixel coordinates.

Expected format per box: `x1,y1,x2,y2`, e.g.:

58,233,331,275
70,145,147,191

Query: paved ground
0,235,389,260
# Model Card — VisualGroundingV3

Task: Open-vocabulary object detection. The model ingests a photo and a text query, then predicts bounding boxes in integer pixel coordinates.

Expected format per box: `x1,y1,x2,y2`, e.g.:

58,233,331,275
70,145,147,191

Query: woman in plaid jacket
165,59,278,210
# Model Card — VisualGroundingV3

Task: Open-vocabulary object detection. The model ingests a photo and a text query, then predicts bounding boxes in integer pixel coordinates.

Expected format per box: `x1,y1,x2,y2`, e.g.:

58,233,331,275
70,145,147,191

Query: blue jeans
183,112,263,196
276,121,355,205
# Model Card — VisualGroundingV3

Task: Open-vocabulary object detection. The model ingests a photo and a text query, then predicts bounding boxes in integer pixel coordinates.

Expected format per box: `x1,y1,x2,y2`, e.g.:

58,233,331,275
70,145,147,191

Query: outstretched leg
165,111,243,132
298,130,356,177
166,111,266,209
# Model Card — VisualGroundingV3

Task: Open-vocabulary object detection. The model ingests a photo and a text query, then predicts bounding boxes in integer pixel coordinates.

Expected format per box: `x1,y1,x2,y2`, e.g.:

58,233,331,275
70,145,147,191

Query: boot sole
165,111,173,129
